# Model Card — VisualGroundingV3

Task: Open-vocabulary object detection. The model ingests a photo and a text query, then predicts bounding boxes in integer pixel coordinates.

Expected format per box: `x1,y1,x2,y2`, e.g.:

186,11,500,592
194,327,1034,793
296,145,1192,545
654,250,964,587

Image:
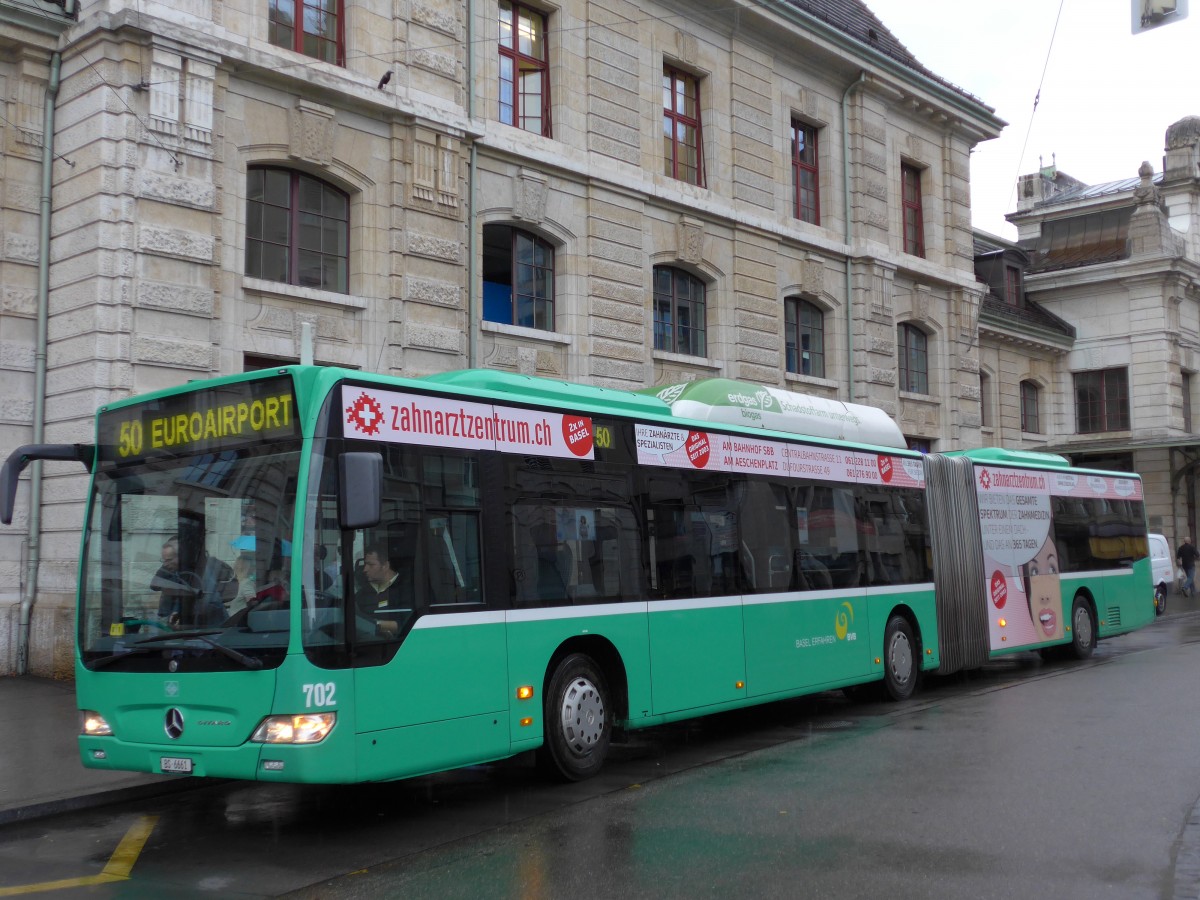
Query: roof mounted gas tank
641,378,908,449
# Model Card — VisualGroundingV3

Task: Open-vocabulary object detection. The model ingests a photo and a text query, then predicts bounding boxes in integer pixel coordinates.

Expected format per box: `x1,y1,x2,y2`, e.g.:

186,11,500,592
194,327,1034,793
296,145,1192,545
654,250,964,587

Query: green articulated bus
0,366,1155,783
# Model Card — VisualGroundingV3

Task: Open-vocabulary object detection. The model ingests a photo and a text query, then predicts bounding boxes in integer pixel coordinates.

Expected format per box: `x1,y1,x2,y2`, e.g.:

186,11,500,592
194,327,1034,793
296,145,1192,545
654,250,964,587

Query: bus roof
639,379,908,449
945,447,1072,468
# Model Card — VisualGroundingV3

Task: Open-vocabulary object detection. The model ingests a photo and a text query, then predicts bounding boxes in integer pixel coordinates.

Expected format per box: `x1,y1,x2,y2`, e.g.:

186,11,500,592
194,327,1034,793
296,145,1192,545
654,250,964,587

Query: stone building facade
0,0,1002,675
990,118,1200,547
973,231,1076,452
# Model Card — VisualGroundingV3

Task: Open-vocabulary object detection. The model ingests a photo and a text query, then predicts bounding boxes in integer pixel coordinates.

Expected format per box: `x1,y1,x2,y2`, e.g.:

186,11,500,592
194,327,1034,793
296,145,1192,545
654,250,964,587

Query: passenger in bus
249,567,288,608
228,553,257,616
355,543,410,636
1022,534,1064,641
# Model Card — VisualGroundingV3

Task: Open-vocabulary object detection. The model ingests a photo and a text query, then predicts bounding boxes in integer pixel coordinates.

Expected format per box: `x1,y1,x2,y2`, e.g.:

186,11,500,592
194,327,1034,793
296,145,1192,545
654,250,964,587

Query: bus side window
536,526,572,603
580,507,641,601
736,481,792,593
511,506,571,607
647,507,699,598
425,513,479,605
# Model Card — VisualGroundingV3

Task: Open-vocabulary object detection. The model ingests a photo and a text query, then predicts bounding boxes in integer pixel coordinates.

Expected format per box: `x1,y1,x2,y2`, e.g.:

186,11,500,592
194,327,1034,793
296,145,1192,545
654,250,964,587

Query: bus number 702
303,682,336,708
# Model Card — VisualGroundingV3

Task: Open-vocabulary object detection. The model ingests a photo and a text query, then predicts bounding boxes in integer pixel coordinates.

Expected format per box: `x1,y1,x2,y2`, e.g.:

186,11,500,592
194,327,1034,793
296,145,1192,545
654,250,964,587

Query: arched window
897,323,928,394
482,224,555,330
245,167,349,293
653,266,706,356
1021,380,1041,433
785,297,824,378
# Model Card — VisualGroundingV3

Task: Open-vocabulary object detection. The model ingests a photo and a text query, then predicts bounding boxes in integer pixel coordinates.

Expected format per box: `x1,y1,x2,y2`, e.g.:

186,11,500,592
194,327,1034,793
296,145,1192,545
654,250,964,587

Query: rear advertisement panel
976,465,1143,650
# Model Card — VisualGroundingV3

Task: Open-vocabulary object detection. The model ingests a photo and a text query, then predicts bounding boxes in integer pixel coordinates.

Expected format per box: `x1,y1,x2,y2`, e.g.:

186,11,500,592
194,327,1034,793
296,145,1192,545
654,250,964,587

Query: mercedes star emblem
164,708,185,740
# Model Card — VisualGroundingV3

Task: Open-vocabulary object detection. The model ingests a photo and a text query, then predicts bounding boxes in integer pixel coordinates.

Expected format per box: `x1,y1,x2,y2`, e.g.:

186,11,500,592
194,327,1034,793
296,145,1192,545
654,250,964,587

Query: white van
1148,533,1175,615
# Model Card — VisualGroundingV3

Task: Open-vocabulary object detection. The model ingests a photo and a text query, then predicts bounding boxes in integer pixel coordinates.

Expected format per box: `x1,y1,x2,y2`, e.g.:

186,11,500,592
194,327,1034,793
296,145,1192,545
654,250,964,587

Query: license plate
160,756,193,774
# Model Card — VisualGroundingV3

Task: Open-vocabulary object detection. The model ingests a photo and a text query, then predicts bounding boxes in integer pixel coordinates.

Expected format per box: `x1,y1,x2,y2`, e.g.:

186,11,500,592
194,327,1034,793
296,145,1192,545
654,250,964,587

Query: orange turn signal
516,686,534,700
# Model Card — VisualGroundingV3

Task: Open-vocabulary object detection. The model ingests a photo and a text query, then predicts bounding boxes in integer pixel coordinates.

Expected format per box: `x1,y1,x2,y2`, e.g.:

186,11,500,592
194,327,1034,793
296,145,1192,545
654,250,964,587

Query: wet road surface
3,611,1200,898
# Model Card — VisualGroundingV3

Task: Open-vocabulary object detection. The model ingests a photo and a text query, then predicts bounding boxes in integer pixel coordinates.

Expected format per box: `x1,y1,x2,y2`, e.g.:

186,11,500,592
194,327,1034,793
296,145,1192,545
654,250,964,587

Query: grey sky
863,0,1197,238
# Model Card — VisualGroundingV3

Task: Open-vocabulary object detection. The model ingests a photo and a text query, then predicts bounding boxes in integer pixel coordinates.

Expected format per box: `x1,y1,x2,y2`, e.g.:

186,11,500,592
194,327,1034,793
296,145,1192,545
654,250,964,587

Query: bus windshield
79,441,301,671
80,375,302,672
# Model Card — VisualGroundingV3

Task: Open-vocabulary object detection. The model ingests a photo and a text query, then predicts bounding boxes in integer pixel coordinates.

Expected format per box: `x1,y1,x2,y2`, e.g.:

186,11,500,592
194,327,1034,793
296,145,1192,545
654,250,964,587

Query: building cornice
0,0,73,39
977,318,1072,355
1043,435,1200,456
1025,255,1200,293
749,0,1004,139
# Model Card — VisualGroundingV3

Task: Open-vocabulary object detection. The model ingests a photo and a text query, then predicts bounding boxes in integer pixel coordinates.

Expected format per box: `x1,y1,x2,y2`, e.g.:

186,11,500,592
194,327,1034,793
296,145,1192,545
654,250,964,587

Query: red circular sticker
990,570,1008,609
685,431,710,468
877,455,894,483
561,416,593,457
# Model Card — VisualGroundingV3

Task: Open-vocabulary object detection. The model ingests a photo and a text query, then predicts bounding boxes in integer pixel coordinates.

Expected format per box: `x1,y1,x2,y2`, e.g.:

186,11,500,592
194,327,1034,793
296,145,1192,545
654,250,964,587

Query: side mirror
1,443,95,525
338,452,382,530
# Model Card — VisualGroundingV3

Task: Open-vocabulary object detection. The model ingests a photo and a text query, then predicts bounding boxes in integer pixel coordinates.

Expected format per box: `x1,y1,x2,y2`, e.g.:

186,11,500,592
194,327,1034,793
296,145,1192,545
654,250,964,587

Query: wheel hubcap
1074,605,1093,647
559,676,605,756
888,632,912,685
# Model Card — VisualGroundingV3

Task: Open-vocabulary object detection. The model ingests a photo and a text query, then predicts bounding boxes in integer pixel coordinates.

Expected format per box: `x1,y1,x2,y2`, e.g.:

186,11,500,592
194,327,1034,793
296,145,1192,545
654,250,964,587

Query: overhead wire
1005,0,1067,216
19,0,183,168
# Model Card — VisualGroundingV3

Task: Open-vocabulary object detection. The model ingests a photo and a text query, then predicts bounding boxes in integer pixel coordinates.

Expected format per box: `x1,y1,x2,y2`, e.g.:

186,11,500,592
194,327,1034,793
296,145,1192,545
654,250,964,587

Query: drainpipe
19,21,70,675
465,0,479,367
841,71,865,403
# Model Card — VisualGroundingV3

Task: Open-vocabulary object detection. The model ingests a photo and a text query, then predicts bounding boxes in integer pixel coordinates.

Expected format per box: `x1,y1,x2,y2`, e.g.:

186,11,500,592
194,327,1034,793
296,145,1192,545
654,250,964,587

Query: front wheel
1155,585,1167,616
882,614,919,701
1069,596,1096,660
538,653,611,781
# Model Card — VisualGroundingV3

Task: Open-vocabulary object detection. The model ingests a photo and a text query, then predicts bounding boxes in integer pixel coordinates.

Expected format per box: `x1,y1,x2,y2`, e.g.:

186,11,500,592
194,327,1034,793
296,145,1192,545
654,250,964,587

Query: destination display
633,424,925,488
97,376,298,465
340,386,595,461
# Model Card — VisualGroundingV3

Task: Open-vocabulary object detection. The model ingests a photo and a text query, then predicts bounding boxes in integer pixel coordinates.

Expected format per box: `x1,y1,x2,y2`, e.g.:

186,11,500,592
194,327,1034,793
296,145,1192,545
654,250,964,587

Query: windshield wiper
116,629,264,670
183,633,263,670
133,628,223,644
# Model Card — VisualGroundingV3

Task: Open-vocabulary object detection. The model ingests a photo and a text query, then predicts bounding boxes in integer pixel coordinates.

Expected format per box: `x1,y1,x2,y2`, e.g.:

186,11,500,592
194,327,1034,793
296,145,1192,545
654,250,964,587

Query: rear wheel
1069,595,1096,660
538,653,611,781
882,615,919,701
1155,585,1167,616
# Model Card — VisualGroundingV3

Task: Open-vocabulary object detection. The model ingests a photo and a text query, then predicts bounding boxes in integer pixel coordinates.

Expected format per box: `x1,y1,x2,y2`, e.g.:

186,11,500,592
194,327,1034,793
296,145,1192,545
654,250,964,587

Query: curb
0,777,223,827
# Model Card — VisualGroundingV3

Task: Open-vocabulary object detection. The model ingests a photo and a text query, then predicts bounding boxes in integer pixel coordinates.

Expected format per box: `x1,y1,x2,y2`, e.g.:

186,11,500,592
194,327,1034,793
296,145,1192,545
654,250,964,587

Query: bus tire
882,614,919,702
538,653,611,782
1069,596,1096,660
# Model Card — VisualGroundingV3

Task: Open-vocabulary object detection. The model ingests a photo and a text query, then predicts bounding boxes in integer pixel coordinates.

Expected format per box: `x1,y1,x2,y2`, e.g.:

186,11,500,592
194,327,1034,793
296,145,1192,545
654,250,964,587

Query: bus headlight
81,710,113,736
250,713,336,744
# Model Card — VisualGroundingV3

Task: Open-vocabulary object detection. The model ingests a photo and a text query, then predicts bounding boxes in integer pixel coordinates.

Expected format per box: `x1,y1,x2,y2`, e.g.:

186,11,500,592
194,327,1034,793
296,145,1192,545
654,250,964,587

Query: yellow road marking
0,815,158,896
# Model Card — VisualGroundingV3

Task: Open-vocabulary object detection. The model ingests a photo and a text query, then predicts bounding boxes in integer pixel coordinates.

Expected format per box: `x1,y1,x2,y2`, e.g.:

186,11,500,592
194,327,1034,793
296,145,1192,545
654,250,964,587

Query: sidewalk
0,676,190,825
